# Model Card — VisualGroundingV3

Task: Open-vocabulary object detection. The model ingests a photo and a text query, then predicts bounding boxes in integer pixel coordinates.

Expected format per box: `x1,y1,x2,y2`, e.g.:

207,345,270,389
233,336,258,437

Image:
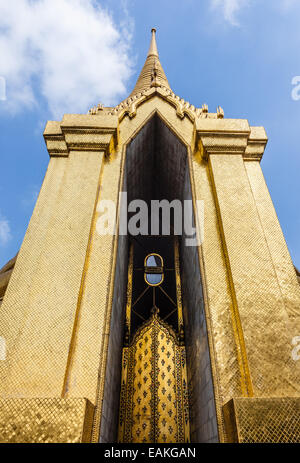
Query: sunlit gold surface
0,398,94,443
128,28,170,98
223,398,300,443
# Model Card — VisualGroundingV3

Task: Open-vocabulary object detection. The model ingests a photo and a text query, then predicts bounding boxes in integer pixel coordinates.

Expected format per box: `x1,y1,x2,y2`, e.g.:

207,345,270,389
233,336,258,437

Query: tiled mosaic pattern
223,398,300,443
0,398,94,443
0,152,104,399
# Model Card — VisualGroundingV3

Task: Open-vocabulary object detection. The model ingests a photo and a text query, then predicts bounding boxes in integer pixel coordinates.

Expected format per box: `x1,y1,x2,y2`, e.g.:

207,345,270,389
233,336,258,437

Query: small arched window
144,253,164,287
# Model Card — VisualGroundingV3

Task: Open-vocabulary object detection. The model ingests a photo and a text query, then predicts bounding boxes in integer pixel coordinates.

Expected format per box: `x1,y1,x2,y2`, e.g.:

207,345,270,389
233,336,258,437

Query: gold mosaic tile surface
0,152,103,398
0,398,94,443
209,154,300,397
223,397,300,443
246,161,300,332
191,156,242,439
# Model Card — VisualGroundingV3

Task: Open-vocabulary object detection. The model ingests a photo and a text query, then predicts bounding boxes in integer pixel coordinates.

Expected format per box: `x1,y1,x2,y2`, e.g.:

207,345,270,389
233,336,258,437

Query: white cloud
211,0,250,26
0,214,11,246
0,0,134,117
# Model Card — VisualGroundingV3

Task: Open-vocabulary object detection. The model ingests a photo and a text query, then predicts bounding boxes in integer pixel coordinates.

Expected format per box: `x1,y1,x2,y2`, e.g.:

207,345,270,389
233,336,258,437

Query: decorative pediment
89,86,224,124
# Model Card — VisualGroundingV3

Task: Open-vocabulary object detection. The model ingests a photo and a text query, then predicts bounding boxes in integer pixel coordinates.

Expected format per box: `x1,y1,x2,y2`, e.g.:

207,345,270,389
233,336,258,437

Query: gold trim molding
196,119,268,161
43,114,119,157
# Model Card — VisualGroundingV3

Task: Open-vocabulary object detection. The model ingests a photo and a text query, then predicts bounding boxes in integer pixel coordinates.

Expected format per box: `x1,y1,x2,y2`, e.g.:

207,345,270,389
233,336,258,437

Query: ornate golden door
118,239,190,443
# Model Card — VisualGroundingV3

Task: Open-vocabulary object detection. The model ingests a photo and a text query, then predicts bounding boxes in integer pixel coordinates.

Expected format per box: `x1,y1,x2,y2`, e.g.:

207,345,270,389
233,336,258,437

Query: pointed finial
127,27,171,97
148,28,159,57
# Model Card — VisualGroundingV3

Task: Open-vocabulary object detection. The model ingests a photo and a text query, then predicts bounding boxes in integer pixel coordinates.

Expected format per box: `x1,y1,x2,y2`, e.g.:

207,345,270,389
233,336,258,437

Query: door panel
118,313,190,443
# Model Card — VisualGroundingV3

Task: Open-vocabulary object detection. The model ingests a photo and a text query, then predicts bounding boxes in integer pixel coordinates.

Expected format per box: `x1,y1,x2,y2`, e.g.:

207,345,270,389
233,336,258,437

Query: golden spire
129,28,171,97
148,28,159,57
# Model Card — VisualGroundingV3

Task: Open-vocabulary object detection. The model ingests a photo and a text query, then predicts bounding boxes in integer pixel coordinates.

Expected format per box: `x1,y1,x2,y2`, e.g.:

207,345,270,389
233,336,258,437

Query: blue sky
0,0,299,270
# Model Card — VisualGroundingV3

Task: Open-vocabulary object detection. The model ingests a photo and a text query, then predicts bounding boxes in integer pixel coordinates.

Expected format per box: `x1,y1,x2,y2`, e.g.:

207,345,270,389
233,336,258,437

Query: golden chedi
0,29,299,444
